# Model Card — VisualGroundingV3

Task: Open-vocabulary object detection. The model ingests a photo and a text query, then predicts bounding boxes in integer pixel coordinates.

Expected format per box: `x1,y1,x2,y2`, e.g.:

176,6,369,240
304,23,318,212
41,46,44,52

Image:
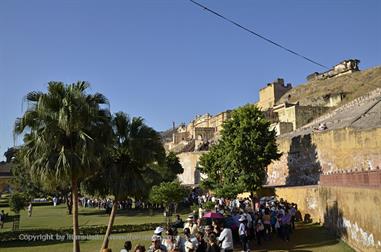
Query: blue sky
0,0,380,160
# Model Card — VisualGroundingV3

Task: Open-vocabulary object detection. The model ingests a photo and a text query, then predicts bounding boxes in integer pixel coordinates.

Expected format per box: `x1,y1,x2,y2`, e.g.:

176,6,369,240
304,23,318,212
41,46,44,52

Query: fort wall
258,78,292,110
177,151,206,185
267,127,381,186
275,186,381,252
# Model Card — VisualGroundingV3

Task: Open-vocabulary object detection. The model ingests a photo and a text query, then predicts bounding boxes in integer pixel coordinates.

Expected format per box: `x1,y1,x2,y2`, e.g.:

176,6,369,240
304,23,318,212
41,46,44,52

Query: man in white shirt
218,225,233,252
238,216,249,252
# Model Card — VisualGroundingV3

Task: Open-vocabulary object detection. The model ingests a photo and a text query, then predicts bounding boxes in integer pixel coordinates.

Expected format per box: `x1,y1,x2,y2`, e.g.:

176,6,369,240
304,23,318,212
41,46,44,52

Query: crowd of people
111,194,299,252
79,197,166,214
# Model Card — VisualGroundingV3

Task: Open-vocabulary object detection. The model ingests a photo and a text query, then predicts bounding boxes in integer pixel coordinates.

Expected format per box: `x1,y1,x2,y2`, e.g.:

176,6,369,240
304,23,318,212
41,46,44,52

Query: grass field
0,204,186,231
0,204,355,251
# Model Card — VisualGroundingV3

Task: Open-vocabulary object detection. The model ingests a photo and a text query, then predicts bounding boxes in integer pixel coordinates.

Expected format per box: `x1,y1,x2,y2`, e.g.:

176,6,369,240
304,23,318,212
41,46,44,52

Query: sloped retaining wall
275,185,381,252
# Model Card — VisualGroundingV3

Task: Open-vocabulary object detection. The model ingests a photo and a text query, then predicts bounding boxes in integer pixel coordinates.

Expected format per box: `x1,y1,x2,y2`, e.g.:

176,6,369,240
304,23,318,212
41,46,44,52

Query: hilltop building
307,59,360,81
165,110,231,153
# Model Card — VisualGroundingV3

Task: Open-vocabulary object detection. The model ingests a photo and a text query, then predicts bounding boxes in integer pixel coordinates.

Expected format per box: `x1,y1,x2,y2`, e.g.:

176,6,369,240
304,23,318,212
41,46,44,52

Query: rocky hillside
277,66,381,107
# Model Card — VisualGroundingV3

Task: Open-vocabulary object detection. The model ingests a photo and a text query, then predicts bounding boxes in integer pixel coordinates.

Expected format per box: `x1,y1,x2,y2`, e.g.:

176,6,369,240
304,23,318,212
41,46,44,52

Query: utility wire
189,0,381,90
189,0,329,70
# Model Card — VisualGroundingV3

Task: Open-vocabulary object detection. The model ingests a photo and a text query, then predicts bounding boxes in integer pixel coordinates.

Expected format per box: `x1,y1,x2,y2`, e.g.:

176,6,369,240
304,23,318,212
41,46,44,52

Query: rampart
275,186,381,252
267,127,381,186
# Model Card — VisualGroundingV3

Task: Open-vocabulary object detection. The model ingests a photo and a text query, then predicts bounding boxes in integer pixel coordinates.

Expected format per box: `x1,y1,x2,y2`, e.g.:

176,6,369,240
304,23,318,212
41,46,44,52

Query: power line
189,0,329,70
189,0,380,90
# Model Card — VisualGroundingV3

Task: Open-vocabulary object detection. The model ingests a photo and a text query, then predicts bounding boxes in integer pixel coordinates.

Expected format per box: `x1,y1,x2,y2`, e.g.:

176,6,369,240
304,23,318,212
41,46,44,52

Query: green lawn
0,204,186,231
0,204,354,252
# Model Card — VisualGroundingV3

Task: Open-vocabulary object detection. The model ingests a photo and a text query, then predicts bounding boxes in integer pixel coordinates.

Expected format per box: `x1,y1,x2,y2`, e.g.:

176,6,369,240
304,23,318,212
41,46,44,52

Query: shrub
9,193,27,214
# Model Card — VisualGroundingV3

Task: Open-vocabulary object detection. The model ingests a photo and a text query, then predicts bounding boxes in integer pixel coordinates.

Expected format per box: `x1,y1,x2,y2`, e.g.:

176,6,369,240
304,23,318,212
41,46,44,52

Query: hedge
0,222,166,243
0,201,53,208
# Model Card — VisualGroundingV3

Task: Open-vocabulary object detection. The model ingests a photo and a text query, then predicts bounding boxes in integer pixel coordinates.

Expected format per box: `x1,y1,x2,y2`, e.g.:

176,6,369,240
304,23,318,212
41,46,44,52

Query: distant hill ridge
161,65,381,140
277,66,381,107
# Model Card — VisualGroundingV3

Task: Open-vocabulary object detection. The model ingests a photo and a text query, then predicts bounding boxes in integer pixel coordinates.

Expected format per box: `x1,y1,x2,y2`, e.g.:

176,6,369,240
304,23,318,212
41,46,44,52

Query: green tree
153,152,184,182
9,148,45,201
199,104,281,205
149,181,190,213
14,81,112,252
82,112,166,251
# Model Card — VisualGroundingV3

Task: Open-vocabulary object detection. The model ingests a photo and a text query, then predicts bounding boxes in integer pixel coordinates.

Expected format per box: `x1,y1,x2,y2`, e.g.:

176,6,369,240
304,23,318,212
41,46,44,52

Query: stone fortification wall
267,127,381,186
300,88,381,132
275,186,381,252
177,152,206,185
258,78,292,110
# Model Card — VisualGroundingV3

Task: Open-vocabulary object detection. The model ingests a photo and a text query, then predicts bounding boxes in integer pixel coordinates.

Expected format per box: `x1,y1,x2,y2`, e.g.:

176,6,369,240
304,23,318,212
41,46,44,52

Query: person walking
281,209,291,242
238,216,248,252
218,224,234,252
27,203,33,217
0,210,5,228
53,196,58,207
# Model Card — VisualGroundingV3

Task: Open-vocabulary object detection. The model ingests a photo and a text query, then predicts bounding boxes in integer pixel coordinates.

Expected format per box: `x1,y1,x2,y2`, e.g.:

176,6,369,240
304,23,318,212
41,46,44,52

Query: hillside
277,66,381,107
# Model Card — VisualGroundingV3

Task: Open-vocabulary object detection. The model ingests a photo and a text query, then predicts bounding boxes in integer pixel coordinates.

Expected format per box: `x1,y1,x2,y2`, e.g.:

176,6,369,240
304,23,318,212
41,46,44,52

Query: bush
0,201,53,208
9,193,27,214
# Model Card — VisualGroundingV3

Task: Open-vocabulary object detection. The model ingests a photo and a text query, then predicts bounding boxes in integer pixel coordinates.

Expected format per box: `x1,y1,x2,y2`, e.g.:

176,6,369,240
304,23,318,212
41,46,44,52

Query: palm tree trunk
72,176,80,252
100,200,117,251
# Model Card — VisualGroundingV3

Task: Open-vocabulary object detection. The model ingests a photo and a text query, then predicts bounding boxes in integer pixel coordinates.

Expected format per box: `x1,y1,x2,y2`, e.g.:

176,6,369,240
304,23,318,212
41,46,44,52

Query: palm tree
83,112,166,251
14,81,112,252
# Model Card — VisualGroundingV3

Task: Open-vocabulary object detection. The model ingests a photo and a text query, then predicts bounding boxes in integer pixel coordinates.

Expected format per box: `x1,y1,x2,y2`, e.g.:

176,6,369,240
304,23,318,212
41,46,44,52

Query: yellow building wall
258,85,275,110
275,186,381,252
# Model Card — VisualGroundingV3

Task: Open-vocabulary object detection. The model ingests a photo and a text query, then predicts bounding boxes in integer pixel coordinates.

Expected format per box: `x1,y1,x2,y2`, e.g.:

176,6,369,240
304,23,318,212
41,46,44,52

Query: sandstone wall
267,127,381,186
275,186,381,252
259,84,276,110
294,106,329,129
314,128,381,173
177,152,206,185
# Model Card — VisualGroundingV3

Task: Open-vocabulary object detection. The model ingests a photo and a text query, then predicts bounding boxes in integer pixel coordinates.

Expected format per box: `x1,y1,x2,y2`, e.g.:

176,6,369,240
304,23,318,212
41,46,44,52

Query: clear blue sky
1,0,380,160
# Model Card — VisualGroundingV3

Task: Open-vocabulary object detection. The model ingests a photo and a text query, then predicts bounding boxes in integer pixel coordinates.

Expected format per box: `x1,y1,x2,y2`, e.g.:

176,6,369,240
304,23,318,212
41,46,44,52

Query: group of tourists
79,197,165,212
112,194,299,252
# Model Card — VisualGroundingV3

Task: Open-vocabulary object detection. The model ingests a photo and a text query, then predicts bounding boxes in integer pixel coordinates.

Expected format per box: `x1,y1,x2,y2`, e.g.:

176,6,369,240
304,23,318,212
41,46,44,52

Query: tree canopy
149,181,190,209
14,81,112,252
199,104,281,200
82,111,166,201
